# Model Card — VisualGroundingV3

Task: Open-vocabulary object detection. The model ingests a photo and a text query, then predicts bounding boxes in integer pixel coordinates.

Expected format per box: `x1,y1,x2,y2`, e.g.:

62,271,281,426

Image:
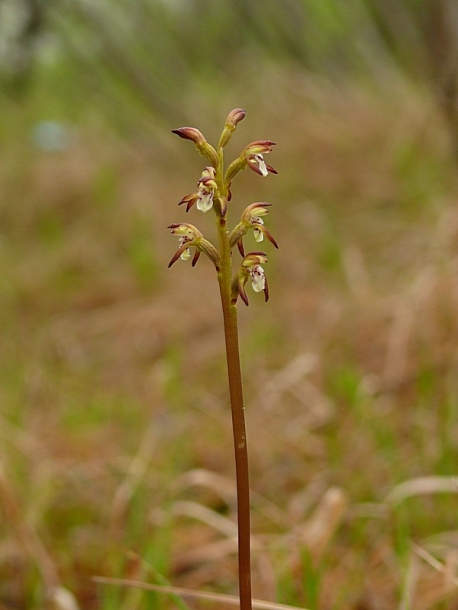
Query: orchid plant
168,109,278,610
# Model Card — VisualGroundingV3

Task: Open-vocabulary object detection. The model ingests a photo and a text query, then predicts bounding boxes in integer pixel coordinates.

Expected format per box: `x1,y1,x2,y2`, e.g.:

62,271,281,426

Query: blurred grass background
1,0,458,608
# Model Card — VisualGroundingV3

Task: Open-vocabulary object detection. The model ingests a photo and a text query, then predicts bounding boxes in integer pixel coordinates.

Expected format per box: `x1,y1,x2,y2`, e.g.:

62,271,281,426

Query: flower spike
168,110,278,610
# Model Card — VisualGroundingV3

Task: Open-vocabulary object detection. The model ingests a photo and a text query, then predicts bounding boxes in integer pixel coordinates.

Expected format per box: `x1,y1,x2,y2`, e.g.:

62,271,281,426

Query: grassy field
1,71,458,609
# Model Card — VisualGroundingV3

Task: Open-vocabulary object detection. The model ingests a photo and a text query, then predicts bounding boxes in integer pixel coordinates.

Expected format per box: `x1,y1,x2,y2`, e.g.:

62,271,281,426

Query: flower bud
172,127,219,168
218,108,246,149
172,127,206,146
226,108,246,129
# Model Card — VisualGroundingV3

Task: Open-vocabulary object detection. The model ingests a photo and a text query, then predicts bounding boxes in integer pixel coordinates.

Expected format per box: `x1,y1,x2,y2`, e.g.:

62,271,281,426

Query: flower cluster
168,109,278,305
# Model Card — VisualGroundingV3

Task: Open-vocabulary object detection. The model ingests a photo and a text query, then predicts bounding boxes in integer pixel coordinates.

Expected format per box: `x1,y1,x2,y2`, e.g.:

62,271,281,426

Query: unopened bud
172,127,206,146
172,127,219,168
226,108,246,129
219,108,246,149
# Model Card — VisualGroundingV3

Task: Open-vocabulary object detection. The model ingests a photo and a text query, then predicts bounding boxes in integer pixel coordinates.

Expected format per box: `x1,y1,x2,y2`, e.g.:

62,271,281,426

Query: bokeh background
2,1,458,608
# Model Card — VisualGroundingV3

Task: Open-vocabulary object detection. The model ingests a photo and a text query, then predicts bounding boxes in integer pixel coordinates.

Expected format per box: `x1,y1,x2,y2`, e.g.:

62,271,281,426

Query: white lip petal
196,190,214,213
180,248,192,261
254,154,268,177
254,228,264,242
250,265,265,292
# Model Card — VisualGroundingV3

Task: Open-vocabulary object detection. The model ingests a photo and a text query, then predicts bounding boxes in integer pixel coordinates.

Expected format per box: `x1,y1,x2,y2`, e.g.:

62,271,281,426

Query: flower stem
216,209,252,610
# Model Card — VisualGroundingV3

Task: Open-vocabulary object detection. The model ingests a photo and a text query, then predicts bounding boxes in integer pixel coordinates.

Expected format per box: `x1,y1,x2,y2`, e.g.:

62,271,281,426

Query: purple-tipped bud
172,127,219,167
172,127,206,146
218,108,247,149
226,108,246,129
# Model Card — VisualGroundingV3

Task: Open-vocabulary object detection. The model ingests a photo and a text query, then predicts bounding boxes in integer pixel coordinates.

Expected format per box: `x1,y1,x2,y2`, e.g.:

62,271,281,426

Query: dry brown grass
1,77,458,608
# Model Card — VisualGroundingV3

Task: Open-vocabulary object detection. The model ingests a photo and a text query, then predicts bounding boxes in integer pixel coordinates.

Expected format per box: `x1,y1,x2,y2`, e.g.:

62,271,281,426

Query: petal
168,244,189,268
244,140,276,155
180,248,192,261
247,154,269,177
178,192,199,212
265,162,278,175
242,251,268,267
250,265,266,293
254,227,264,243
248,203,271,218
255,155,269,177
260,226,279,249
191,249,201,267
196,191,214,213
238,277,249,306
263,276,269,302
168,223,202,239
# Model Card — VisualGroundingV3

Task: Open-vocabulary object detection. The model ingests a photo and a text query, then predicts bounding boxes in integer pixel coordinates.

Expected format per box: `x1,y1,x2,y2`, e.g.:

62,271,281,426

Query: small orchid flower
229,202,279,256
243,141,277,177
168,223,203,267
179,167,218,213
167,223,220,269
224,140,277,184
232,252,269,306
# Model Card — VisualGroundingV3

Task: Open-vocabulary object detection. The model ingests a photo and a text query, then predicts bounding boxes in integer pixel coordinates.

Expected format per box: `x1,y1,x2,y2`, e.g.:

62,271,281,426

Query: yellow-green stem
216,209,252,610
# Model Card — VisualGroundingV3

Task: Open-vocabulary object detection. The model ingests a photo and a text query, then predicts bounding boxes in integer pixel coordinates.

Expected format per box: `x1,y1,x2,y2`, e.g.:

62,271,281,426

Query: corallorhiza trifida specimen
168,109,278,610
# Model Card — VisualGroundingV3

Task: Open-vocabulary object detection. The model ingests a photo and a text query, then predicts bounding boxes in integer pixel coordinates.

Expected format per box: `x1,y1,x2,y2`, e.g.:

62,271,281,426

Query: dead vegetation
1,79,458,609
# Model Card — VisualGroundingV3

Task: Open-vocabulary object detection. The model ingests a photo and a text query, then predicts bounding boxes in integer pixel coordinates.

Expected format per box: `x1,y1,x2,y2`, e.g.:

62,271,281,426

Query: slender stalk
216,209,252,610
